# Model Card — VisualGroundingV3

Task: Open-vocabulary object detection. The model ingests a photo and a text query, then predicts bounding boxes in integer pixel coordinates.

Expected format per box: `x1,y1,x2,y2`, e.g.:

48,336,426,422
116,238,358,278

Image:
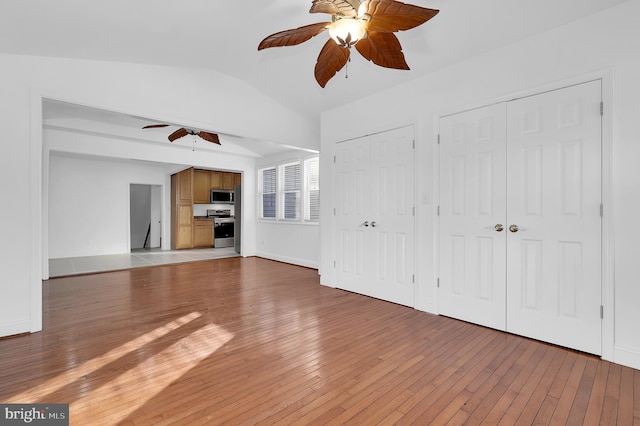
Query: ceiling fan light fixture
258,0,439,87
328,18,366,47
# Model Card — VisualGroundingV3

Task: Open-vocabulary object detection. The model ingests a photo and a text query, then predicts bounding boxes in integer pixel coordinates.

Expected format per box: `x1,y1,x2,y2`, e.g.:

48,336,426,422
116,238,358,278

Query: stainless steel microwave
210,189,234,204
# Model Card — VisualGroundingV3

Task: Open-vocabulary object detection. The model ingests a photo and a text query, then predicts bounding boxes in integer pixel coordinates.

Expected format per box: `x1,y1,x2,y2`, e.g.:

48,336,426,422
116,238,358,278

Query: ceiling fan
142,124,220,145
258,0,439,88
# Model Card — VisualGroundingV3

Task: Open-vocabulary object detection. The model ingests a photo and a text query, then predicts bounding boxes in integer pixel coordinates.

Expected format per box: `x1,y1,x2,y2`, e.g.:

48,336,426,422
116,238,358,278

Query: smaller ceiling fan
142,124,221,145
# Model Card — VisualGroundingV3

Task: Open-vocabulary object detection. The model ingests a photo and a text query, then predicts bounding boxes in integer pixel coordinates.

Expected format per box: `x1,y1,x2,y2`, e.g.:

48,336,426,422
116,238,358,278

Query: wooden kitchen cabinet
193,169,211,204
193,219,214,248
175,167,193,204
210,171,222,189
221,172,235,190
171,168,194,249
172,167,240,249
174,204,194,248
209,171,240,190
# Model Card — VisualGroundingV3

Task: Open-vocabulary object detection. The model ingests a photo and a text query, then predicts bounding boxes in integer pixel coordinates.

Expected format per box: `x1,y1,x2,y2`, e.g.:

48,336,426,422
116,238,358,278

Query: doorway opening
130,184,162,250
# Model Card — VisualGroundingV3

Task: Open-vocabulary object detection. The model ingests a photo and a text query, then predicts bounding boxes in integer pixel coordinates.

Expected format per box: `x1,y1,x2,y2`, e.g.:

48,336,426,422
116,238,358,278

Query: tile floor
48,247,239,278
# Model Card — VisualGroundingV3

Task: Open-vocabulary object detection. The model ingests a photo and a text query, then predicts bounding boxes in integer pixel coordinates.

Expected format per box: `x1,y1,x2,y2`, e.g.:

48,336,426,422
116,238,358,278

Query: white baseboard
613,345,640,370
255,251,318,270
0,319,31,338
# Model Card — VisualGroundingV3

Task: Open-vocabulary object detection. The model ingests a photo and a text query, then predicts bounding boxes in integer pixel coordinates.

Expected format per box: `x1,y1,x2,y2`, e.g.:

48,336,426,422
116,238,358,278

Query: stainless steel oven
207,209,234,248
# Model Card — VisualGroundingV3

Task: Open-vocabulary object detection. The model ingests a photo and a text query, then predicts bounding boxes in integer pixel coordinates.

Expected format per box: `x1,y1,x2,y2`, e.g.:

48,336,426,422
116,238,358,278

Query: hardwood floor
0,257,638,425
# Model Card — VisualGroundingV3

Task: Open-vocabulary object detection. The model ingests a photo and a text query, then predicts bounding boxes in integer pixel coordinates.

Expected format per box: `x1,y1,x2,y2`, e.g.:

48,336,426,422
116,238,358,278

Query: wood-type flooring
0,257,638,425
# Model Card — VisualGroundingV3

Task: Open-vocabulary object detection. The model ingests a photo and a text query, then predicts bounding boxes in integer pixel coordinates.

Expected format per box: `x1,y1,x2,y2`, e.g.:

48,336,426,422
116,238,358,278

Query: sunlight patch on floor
79,320,234,422
7,312,234,422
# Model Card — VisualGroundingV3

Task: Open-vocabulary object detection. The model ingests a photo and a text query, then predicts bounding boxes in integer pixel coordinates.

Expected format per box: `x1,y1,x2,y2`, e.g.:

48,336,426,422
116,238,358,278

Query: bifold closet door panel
505,80,602,355
368,126,415,306
335,135,372,297
439,103,508,331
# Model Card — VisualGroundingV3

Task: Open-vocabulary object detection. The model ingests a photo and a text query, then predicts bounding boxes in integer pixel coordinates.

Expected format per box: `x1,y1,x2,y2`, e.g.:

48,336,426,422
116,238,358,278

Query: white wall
320,0,640,369
49,153,166,258
255,222,319,269
0,53,317,337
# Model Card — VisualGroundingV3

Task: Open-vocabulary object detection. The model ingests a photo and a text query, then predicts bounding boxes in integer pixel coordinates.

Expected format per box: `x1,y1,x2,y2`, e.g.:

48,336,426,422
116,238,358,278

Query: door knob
495,224,504,232
371,221,377,228
509,224,519,233
360,221,369,227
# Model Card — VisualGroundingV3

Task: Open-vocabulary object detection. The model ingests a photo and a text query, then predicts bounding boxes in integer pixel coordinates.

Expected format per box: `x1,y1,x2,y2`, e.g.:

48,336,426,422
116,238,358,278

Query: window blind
262,167,276,218
283,162,301,220
305,157,320,222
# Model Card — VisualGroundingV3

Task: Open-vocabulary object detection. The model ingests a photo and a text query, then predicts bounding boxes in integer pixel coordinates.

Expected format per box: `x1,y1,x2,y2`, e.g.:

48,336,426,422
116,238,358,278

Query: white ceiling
42,99,313,158
1,0,628,157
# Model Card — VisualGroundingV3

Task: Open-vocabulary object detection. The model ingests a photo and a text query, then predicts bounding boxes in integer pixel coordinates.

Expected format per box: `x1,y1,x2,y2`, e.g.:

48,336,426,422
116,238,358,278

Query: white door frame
434,69,614,362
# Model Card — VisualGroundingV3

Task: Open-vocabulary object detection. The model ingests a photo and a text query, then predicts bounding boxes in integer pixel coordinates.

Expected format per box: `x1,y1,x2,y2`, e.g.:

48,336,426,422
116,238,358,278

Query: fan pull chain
345,56,351,80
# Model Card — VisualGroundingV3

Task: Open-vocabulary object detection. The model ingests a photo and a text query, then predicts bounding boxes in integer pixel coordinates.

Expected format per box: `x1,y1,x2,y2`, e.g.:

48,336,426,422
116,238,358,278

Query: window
261,167,276,219
304,157,320,222
258,156,319,223
281,162,301,220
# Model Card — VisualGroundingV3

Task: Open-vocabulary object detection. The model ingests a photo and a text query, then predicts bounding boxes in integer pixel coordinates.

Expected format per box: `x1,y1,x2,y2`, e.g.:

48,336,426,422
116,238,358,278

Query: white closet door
439,103,508,330
438,81,602,355
369,126,415,306
335,126,415,307
506,80,602,355
335,135,372,297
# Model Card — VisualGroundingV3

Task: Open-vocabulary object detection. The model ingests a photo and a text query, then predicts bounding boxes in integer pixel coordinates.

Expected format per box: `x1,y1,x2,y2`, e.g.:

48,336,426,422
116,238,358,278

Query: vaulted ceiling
1,0,628,157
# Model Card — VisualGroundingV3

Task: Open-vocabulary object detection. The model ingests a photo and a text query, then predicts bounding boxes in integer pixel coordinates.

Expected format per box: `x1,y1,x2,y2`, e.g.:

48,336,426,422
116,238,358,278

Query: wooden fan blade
142,124,170,129
310,0,359,17
198,132,221,145
365,0,439,33
355,31,409,70
314,39,351,88
168,128,189,142
258,22,330,50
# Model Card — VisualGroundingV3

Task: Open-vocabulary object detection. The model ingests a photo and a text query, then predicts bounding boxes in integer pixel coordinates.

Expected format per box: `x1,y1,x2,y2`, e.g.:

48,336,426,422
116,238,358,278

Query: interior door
335,126,415,307
439,103,508,330
369,126,415,306
506,80,602,355
335,135,371,297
